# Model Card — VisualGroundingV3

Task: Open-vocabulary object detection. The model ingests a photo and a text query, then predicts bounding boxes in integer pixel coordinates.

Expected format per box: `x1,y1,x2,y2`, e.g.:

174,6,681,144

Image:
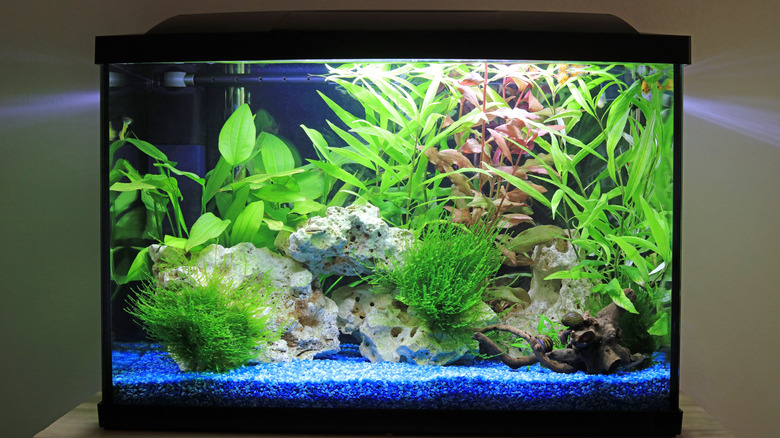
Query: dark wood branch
472,332,538,369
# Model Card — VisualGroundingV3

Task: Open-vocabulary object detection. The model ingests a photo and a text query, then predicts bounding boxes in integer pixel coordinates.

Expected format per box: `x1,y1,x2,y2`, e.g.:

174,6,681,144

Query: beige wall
1,1,778,437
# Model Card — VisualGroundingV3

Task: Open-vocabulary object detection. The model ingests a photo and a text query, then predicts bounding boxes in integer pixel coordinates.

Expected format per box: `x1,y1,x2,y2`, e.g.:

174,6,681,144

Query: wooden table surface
35,392,734,438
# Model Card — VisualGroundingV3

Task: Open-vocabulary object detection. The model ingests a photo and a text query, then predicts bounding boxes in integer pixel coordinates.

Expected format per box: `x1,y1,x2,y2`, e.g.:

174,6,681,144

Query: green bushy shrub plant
127,270,283,373
368,220,503,333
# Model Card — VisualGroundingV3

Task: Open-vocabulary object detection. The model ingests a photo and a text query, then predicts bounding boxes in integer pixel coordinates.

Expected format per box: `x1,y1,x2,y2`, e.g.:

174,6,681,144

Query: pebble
112,343,671,410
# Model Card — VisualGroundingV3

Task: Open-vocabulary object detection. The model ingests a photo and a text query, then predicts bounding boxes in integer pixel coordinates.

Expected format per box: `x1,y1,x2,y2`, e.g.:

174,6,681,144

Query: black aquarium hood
95,10,690,64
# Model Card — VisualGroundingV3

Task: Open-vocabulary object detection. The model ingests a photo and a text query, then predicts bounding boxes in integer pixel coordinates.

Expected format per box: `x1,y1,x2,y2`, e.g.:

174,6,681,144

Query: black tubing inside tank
192,74,325,86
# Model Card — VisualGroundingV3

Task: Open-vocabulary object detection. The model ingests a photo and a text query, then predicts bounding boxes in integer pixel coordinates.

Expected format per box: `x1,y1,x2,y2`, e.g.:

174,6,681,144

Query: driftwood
474,288,644,374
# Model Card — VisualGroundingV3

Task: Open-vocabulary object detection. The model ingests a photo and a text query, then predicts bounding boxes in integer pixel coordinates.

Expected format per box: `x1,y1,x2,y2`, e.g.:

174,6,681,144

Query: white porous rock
287,203,415,276
502,238,592,334
253,287,340,362
147,242,340,362
331,285,499,366
331,284,395,336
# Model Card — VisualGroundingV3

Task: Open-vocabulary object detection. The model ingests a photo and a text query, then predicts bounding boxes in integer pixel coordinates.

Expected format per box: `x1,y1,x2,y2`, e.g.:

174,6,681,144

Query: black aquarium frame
96,10,689,436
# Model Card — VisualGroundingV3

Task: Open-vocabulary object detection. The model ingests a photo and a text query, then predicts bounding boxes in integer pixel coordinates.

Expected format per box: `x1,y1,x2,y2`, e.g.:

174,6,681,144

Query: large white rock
287,203,415,276
332,284,499,366
147,242,340,362
502,238,592,333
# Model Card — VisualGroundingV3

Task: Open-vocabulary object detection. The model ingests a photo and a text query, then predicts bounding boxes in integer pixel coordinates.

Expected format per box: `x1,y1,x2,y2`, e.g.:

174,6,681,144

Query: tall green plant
109,104,323,285
302,63,486,229
486,65,675,336
305,63,596,265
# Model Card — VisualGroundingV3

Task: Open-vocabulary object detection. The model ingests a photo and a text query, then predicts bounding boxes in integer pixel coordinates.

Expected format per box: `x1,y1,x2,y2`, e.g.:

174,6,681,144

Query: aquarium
96,11,690,435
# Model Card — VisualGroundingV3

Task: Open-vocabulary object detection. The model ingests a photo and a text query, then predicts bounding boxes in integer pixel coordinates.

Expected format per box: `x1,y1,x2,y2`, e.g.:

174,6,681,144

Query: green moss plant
127,270,283,373
369,221,503,333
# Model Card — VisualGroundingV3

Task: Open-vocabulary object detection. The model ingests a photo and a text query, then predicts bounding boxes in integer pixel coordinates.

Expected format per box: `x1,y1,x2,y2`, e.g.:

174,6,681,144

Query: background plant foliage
111,61,675,342
487,64,675,338
303,63,573,266
309,62,674,338
109,104,325,287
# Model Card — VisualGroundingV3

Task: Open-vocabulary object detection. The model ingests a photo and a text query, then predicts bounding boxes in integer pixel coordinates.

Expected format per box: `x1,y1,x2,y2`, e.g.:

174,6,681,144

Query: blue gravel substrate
112,342,670,411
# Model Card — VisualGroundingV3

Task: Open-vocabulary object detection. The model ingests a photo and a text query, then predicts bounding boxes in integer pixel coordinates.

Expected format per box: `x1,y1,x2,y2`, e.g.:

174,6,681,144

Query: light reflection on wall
683,50,780,148
0,90,99,130
684,96,780,147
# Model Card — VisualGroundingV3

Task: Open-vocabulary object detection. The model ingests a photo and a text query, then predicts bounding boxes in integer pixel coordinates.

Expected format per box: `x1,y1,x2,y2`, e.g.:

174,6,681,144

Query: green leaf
185,213,230,252
330,147,376,170
253,184,306,203
350,122,413,163
112,190,138,214
620,235,661,256
484,286,528,304
567,80,595,119
647,312,670,336
608,234,650,282
543,270,602,281
203,157,231,207
292,168,328,201
425,109,484,149
123,138,169,162
264,218,284,231
317,91,360,126
114,209,145,240
579,193,610,230
604,278,638,314
300,125,332,161
222,184,250,224
624,111,657,203
254,108,277,132
218,104,256,166
122,247,151,284
110,180,157,191
639,194,671,262
163,235,187,249
257,132,295,173
153,162,205,187
291,199,326,215
307,159,368,192
504,225,565,255
327,121,397,179
483,164,551,207
605,80,640,182
239,168,306,188
229,201,265,245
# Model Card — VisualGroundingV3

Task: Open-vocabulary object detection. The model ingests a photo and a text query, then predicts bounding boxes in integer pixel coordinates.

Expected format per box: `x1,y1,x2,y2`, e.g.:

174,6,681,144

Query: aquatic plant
302,63,477,228
368,220,503,333
127,268,283,372
487,64,675,337
109,104,324,285
304,62,569,265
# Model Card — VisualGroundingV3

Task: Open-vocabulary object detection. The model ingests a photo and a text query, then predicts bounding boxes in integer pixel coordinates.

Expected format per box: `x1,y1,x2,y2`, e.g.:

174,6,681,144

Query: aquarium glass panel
107,60,676,412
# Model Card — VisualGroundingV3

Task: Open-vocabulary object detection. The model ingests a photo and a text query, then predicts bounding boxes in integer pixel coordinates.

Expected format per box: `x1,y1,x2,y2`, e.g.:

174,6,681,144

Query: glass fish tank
96,11,690,436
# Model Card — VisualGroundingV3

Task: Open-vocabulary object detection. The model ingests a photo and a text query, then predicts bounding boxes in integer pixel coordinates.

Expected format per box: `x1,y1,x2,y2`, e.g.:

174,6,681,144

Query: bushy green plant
127,271,283,373
368,221,503,333
110,104,326,287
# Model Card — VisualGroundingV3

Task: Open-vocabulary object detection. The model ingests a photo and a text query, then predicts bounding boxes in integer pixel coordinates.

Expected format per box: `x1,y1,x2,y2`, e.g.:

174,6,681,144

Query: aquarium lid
96,10,690,65
147,10,639,34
